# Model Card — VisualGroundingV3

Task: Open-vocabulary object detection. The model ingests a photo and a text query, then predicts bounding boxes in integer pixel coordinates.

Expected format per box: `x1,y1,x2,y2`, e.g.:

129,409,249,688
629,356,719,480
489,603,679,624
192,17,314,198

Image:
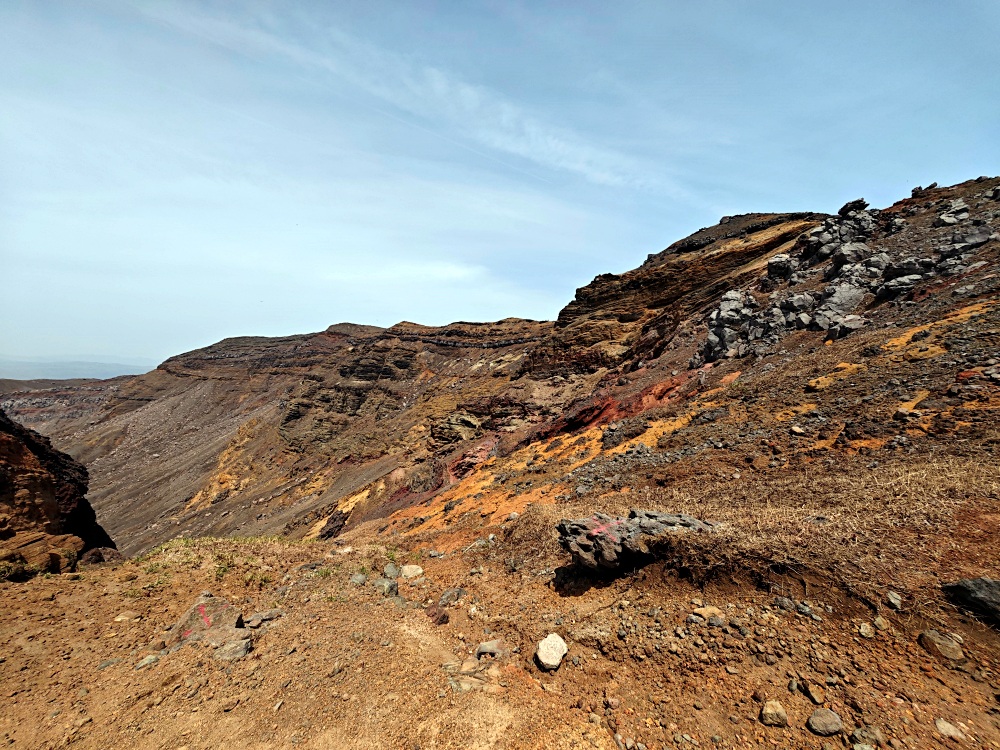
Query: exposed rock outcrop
0,407,115,576
557,510,716,570
944,578,1000,628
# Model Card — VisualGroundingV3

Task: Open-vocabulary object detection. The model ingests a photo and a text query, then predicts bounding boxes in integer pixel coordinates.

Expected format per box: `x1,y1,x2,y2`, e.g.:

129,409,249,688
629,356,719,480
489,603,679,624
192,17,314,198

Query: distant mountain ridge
0,356,155,381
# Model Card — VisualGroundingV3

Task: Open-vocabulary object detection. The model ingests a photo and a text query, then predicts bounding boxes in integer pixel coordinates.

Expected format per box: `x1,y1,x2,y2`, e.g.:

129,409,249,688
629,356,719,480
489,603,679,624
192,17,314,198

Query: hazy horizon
3,1,998,367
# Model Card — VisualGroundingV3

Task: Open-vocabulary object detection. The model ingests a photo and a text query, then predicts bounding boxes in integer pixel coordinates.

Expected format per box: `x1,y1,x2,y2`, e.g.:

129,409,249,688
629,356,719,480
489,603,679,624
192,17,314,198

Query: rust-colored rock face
0,408,115,576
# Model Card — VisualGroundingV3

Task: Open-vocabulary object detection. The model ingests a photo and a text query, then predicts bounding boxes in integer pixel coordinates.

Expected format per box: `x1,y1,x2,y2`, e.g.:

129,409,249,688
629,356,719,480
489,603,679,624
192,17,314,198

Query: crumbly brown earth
2,518,999,750
2,176,1000,748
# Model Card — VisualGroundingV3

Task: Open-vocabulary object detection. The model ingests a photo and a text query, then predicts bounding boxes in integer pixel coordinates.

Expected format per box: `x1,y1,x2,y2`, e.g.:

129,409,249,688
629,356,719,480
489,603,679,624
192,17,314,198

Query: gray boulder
767,254,797,280
781,293,816,312
833,242,871,268
885,257,924,279
214,639,252,661
954,225,993,249
943,577,1000,628
826,315,866,340
371,578,399,597
166,592,244,647
864,252,891,273
821,283,865,314
806,708,843,736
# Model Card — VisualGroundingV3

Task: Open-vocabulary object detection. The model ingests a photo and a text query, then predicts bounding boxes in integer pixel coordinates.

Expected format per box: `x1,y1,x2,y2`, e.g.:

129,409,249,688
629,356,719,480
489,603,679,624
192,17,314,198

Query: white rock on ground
535,633,568,670
400,565,424,579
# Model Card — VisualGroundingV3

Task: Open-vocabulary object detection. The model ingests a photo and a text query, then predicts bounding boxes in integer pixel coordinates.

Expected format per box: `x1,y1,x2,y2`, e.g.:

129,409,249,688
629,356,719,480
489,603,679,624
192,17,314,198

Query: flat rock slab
245,609,283,628
400,565,424,579
194,625,253,648
167,593,244,646
476,639,503,658
919,629,965,662
214,639,252,661
557,509,715,570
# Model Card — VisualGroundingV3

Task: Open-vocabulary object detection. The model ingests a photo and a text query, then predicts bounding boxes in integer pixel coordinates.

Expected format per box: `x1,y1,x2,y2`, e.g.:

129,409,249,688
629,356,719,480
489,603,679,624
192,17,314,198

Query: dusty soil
2,491,1000,750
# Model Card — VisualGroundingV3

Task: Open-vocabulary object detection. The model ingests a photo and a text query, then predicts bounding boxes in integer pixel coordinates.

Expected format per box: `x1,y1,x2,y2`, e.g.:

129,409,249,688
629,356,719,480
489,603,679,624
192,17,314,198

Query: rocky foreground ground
2,514,999,750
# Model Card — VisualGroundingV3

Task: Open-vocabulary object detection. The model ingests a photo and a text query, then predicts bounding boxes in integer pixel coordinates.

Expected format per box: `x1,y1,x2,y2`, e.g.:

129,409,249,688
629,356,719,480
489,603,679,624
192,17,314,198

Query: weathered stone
807,708,843,736
438,587,466,607
760,700,788,727
851,727,886,747
773,596,795,611
877,275,923,298
371,578,398,597
886,591,903,610
196,625,253,647
400,564,424,579
536,633,568,670
134,655,159,670
955,226,992,249
476,639,503,658
349,573,367,586
557,510,715,570
934,718,966,740
383,563,401,579
693,606,723,620
918,629,965,662
245,609,282,628
214,639,252,661
166,593,244,646
806,683,825,705
858,622,875,639
943,577,1000,628
767,254,796,279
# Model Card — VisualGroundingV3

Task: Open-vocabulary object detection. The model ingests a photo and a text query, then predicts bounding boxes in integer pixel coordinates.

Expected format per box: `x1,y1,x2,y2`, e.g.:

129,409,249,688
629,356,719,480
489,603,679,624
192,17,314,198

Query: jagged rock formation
557,510,716,570
0,408,115,576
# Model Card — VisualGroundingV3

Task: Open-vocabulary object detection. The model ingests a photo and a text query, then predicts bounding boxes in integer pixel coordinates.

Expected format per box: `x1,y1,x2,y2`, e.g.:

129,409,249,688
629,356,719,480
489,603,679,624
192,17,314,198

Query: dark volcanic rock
944,578,1000,628
557,509,715,570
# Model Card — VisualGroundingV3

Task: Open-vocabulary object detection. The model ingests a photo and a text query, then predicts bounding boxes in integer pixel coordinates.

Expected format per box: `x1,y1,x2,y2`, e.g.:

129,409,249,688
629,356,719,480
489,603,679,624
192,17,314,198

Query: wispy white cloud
139,4,655,188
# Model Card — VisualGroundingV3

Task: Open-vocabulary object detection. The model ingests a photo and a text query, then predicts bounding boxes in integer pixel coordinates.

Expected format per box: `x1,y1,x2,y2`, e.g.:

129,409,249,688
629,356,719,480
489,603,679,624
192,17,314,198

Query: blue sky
2,1,998,367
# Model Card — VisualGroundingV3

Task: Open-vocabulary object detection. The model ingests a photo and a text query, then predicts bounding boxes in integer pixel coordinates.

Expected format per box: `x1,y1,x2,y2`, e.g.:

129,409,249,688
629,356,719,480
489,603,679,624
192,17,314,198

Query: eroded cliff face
4,177,999,558
0,408,115,576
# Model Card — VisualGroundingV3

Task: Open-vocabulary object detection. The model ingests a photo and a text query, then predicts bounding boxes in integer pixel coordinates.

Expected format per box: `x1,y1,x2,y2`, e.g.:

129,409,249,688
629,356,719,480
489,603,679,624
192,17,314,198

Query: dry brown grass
500,454,1000,602
632,455,1000,590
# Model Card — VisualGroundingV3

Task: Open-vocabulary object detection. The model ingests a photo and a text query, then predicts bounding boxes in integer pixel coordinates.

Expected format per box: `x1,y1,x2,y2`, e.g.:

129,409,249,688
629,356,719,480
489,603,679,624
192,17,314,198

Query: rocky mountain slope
0,408,116,577
2,176,999,748
4,179,998,561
